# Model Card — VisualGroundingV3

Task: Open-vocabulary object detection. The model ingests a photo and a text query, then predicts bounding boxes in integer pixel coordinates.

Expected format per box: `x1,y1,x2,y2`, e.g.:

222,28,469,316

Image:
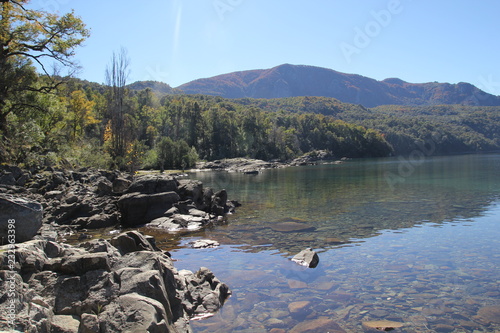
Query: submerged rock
475,305,500,324
288,301,312,318
270,222,315,232
290,317,345,333
362,320,405,331
287,279,308,289
292,248,319,268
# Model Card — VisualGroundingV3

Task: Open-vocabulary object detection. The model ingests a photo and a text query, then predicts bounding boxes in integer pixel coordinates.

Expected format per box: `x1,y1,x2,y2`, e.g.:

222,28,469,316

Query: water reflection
165,154,500,332
175,203,500,332
159,154,500,255
68,154,500,332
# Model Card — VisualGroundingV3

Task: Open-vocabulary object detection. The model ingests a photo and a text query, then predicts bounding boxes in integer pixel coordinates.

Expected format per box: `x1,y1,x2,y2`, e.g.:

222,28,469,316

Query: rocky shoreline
195,150,341,173
0,231,230,332
0,165,239,240
0,165,235,332
0,152,342,332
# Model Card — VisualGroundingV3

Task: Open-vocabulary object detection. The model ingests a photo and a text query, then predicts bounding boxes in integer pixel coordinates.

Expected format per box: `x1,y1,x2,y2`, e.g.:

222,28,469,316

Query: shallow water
162,154,500,332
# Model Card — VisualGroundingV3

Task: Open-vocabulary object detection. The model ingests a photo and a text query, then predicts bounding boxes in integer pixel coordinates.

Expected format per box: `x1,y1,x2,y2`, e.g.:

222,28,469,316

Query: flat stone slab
190,239,220,249
148,214,205,232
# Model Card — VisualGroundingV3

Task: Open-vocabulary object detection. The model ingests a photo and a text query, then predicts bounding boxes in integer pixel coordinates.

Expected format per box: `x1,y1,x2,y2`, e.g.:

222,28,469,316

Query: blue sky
31,0,500,94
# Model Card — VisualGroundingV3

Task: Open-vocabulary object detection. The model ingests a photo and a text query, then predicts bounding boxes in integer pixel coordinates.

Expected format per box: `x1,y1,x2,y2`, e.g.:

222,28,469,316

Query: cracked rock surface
0,231,231,333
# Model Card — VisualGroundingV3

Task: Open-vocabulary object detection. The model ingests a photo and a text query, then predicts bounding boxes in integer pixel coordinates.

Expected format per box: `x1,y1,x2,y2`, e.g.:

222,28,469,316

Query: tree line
235,96,500,155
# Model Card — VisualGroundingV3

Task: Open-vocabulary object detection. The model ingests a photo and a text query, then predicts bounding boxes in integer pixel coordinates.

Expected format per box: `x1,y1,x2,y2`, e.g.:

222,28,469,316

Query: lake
154,153,500,332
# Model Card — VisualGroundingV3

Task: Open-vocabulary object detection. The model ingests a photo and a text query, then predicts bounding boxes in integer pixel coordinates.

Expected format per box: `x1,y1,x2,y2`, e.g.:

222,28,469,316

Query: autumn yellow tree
0,0,89,163
66,90,98,142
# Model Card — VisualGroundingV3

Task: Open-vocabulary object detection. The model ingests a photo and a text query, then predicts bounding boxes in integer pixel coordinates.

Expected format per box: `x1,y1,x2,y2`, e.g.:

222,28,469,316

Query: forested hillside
0,75,392,170
233,96,500,155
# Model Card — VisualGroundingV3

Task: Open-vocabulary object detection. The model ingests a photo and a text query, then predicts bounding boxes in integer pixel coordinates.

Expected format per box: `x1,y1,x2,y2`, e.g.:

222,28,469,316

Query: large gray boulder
109,230,157,255
112,177,132,194
177,267,231,317
177,179,203,208
126,175,178,194
0,195,43,243
98,294,171,333
0,165,29,187
51,314,80,333
211,189,228,215
118,191,180,226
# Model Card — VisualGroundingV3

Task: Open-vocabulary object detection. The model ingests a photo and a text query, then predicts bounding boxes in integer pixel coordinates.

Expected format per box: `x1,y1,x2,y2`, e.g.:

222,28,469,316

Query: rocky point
0,165,235,332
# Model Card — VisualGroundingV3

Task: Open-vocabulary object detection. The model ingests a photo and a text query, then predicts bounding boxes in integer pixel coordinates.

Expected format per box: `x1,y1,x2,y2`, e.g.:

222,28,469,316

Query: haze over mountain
176,64,500,108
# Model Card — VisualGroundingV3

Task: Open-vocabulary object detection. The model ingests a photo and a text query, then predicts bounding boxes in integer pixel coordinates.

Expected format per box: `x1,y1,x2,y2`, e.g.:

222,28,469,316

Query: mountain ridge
175,64,500,108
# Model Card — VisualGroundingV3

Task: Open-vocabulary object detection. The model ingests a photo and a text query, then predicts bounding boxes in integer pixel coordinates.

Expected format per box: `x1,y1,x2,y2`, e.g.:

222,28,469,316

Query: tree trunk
105,48,130,160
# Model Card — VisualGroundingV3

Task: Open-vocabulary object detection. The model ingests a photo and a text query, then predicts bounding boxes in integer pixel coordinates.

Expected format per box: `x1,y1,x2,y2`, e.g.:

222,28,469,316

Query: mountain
127,80,176,95
176,64,500,108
